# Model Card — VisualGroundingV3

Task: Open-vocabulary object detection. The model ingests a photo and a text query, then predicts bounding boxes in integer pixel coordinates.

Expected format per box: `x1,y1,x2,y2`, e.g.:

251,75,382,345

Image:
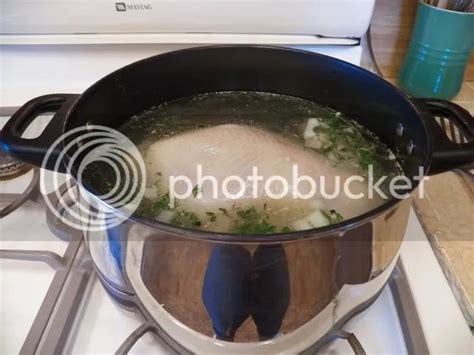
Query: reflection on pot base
141,238,338,342
85,199,410,345
136,201,409,342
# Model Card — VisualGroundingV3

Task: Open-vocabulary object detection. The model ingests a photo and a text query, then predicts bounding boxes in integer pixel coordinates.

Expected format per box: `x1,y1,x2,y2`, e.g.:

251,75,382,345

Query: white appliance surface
64,272,405,354
2,190,471,354
0,6,472,351
0,43,362,108
0,41,363,354
1,0,375,38
399,211,473,354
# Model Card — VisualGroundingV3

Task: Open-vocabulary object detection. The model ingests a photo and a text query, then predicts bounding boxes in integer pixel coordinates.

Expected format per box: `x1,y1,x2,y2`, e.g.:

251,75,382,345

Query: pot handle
414,98,474,175
0,94,80,170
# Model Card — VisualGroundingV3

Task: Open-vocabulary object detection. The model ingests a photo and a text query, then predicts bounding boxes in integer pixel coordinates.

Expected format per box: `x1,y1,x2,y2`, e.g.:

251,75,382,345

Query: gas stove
0,159,408,353
0,110,470,354
1,0,472,351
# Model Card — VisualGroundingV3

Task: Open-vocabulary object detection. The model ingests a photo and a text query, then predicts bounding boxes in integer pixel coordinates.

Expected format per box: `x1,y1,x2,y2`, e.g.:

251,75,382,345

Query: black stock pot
1,46,473,354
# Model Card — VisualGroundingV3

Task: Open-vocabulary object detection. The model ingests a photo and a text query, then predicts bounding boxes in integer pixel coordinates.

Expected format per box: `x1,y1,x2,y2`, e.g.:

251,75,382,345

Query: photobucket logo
168,164,428,207
41,125,146,231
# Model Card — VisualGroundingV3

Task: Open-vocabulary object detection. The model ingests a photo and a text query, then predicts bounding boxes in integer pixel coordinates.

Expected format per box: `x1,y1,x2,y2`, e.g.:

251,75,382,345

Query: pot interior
64,46,430,237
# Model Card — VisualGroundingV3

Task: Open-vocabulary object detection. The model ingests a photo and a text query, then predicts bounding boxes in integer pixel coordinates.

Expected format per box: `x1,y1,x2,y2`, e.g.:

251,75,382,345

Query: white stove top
2,185,470,354
1,191,408,354
64,273,406,354
0,42,362,109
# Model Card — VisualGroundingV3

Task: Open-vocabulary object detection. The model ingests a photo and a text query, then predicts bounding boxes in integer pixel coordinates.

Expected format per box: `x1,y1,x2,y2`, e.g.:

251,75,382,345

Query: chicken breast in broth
109,91,401,233
145,123,381,228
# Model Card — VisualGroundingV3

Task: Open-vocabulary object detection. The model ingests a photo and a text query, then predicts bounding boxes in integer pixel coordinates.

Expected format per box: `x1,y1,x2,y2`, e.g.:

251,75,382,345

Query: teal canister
399,1,474,99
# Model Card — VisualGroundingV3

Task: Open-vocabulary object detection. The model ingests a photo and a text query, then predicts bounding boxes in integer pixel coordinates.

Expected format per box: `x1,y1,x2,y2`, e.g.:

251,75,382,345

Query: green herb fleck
192,185,200,198
218,208,230,217
321,209,344,224
232,207,276,234
236,207,260,220
206,211,217,222
306,112,396,179
170,210,202,228
136,193,171,218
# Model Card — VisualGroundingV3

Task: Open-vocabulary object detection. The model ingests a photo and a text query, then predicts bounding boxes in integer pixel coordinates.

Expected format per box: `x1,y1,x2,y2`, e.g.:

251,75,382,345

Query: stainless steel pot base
120,230,404,353
95,268,137,310
113,292,379,355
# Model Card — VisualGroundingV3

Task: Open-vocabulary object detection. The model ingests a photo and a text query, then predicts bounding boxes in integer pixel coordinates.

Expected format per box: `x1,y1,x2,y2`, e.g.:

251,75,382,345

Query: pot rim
66,45,433,243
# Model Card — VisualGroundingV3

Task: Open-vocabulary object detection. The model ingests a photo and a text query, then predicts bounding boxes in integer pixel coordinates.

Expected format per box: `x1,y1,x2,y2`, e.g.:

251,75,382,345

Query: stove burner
0,168,40,217
0,151,31,180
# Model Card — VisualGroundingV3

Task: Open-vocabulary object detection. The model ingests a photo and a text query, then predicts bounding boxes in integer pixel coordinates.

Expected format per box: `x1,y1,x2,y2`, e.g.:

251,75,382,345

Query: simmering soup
88,92,402,233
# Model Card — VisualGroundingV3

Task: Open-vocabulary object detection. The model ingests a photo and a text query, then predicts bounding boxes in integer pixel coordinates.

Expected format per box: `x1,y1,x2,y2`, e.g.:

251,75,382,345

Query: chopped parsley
192,185,200,198
170,210,202,228
138,199,294,234
232,207,276,234
136,193,171,218
307,113,395,178
206,211,217,222
218,208,230,217
233,220,276,234
321,209,344,224
236,207,261,220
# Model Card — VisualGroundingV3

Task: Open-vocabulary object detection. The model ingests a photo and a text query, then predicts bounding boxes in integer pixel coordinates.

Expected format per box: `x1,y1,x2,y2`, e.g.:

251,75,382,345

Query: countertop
370,0,474,327
411,83,474,327
379,80,474,327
